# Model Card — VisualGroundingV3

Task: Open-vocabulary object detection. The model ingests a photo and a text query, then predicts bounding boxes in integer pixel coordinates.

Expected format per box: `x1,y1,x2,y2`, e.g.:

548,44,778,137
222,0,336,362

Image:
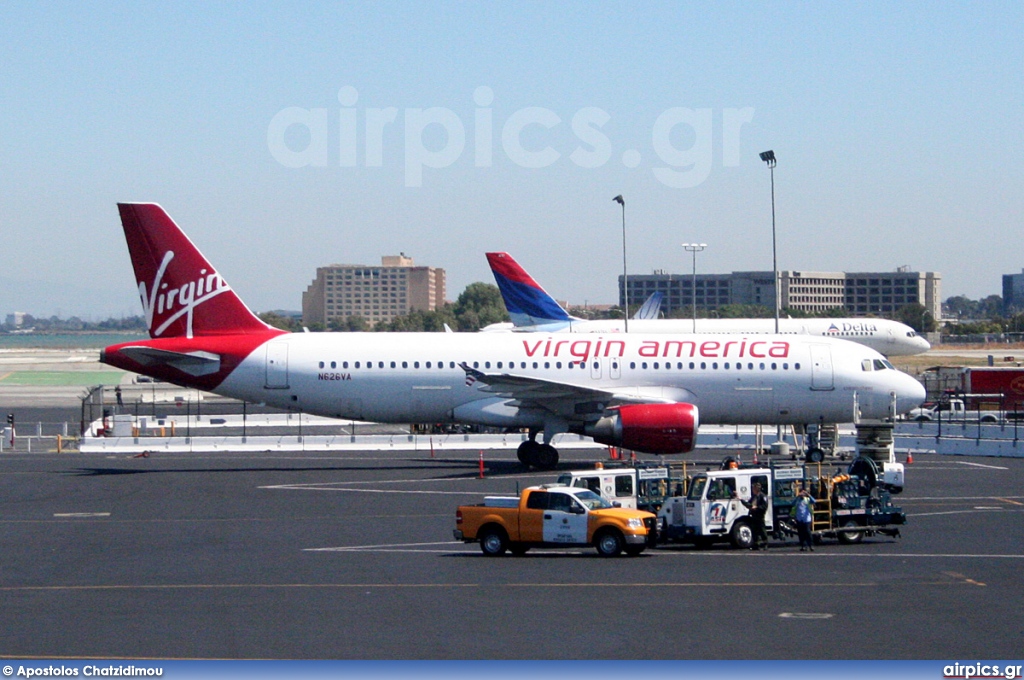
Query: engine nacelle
585,403,699,454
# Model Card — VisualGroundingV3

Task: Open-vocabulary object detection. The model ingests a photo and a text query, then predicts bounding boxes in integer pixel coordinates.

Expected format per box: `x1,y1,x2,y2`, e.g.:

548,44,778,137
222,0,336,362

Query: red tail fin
118,203,274,339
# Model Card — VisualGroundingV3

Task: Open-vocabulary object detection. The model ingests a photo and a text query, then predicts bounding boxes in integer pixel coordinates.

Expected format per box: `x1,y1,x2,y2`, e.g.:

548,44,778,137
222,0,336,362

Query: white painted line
278,487,485,495
305,540,1024,559
910,509,1011,517
306,541,466,552
779,612,833,619
903,495,1024,501
260,474,545,490
53,512,111,518
956,461,1010,470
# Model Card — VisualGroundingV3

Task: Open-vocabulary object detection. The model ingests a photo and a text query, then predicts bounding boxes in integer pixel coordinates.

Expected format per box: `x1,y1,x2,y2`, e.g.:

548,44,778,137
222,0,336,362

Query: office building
621,267,941,321
302,255,446,328
1003,270,1024,315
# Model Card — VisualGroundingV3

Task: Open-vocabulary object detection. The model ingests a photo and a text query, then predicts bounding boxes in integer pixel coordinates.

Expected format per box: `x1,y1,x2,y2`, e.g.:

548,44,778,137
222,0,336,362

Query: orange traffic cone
906,450,914,464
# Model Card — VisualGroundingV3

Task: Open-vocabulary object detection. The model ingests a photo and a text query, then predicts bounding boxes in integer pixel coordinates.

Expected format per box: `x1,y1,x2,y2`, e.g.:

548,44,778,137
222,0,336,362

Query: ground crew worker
793,487,815,552
738,482,769,550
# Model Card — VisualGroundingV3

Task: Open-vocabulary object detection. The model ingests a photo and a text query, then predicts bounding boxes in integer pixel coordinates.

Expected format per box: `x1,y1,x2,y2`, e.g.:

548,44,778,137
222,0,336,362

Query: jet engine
585,403,698,454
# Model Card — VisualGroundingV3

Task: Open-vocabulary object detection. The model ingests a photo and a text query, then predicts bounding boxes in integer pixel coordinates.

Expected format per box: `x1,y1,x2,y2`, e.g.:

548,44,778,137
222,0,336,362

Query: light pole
682,243,707,333
613,195,628,332
759,150,779,333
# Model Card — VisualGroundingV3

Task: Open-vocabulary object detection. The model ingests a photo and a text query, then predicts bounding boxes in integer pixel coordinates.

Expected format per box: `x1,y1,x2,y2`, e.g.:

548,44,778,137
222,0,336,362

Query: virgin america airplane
100,204,925,468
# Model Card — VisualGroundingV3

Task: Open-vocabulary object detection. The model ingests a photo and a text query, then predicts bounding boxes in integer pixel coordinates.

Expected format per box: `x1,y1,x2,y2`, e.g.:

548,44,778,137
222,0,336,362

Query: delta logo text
827,322,878,334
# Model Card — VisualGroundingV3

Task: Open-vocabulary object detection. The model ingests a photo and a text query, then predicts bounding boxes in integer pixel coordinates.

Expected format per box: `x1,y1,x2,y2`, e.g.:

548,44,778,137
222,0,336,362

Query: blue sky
1,1,1021,318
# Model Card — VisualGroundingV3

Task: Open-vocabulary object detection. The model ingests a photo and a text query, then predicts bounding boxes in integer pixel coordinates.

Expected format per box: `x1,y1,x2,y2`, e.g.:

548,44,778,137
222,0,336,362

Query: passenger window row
316,359,801,371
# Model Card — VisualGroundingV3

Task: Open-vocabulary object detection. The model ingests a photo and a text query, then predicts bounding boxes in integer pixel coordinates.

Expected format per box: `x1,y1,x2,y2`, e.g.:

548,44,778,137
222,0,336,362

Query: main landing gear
517,437,559,469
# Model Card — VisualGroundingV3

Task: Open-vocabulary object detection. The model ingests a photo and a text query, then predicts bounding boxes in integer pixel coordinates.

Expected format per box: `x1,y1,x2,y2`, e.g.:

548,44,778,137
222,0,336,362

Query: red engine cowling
586,403,699,454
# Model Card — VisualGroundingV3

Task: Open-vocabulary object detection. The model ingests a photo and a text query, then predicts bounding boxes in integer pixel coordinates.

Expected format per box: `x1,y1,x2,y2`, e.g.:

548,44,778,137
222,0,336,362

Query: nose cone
894,371,927,415
916,335,932,352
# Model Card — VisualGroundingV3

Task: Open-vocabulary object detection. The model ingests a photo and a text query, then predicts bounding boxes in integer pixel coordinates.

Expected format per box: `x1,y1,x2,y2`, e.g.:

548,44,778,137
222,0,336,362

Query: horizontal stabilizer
117,345,222,377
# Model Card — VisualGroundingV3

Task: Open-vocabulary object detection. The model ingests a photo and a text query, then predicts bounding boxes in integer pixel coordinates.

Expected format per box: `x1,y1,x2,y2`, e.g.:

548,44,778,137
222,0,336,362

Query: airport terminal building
621,268,941,320
302,255,446,328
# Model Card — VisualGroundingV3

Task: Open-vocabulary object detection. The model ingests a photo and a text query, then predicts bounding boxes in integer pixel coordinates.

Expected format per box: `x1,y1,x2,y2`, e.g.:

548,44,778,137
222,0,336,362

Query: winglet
485,252,574,327
634,291,663,320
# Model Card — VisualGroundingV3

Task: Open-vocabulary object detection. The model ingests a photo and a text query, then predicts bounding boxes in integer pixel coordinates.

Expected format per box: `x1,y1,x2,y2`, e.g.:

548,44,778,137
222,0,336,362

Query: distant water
0,332,147,350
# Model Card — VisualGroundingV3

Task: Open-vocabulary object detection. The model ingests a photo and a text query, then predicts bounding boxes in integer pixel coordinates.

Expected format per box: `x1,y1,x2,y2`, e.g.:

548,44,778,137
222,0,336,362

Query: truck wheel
837,519,864,544
479,527,508,556
981,414,998,423
730,520,754,550
594,529,624,557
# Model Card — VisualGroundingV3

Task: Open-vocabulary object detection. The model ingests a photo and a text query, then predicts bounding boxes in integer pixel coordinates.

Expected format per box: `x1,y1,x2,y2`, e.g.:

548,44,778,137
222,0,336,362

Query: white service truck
657,458,906,549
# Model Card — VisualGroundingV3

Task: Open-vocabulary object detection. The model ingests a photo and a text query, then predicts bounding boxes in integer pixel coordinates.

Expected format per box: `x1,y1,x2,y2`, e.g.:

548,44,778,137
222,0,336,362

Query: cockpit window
862,359,873,372
872,359,895,371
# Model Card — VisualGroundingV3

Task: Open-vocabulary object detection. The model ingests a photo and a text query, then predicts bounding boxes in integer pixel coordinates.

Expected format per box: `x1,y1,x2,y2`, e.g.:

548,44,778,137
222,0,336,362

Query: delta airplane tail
486,252,575,327
102,204,285,390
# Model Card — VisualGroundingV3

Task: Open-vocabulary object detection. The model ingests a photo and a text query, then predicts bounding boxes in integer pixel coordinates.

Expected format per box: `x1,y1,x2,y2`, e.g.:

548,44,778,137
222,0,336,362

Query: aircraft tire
805,447,825,463
534,444,559,470
516,440,539,467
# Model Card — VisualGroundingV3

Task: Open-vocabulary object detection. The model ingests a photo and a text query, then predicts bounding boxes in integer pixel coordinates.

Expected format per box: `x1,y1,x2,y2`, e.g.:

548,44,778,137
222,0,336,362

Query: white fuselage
214,331,924,429
481,317,930,357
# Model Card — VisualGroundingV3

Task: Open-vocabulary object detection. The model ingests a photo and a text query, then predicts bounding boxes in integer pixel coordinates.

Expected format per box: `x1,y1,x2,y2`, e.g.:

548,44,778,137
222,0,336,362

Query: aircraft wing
459,363,675,415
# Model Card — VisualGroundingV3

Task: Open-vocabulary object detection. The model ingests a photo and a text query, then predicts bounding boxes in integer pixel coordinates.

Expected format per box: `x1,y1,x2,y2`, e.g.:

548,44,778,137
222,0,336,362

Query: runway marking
305,540,1024,560
996,497,1024,506
0,581,958,591
306,541,455,552
903,495,1024,501
943,571,986,587
52,512,110,518
779,612,834,619
272,487,483,496
956,461,1010,470
910,509,1019,517
260,475,543,490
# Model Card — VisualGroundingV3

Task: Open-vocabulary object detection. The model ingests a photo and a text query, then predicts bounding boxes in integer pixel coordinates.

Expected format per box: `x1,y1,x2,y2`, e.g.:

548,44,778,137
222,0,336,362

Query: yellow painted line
996,497,1024,507
942,571,987,587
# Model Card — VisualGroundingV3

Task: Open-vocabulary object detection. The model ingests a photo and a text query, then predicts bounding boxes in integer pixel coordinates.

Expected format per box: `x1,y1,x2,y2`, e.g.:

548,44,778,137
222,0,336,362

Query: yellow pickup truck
454,484,657,557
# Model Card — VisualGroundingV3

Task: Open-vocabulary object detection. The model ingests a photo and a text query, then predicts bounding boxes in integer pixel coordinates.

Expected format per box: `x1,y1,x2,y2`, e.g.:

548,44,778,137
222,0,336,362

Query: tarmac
0,446,1022,660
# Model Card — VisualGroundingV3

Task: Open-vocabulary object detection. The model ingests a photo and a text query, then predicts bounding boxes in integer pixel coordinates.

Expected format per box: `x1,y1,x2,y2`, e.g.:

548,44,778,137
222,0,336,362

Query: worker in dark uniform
739,482,769,550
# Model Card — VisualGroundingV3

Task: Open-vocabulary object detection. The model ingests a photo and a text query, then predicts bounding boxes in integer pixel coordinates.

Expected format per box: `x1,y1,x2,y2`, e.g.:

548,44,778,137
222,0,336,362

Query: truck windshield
687,477,707,501
571,489,613,510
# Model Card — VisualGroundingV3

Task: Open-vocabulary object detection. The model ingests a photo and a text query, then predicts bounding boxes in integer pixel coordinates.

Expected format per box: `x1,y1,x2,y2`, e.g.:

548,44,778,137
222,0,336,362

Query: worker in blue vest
793,487,815,552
